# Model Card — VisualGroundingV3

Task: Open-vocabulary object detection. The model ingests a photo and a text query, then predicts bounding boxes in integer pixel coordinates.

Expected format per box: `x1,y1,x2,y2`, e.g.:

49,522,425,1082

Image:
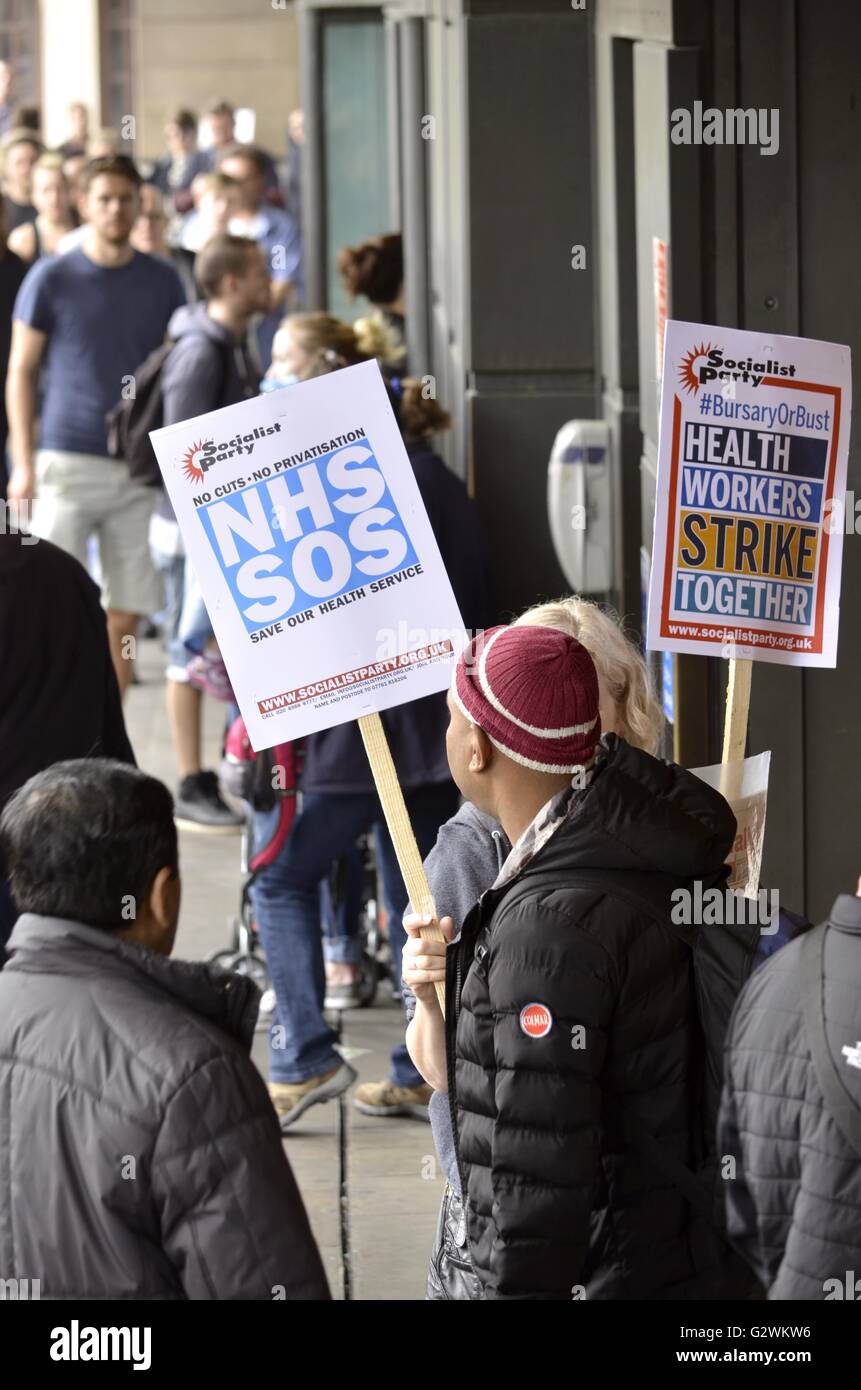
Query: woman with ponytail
264,310,451,442
263,311,366,388
337,232,406,368
249,310,495,1131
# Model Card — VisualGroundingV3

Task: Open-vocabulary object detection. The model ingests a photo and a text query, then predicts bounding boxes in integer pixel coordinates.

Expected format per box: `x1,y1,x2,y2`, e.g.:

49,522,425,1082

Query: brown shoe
268,1061,357,1130
352,1078,432,1120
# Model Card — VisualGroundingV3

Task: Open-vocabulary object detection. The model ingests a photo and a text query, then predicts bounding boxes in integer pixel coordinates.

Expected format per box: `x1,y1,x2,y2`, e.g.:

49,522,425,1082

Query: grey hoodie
154,303,257,521
0,915,329,1299
403,803,511,1193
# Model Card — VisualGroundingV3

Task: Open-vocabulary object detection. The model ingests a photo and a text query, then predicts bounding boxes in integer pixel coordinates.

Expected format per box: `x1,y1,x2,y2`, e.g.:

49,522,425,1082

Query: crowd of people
0,80,859,1305
0,93,305,813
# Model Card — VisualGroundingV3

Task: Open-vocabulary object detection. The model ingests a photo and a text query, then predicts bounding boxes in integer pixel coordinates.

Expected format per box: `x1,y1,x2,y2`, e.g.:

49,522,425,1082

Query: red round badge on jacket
519,1003,553,1038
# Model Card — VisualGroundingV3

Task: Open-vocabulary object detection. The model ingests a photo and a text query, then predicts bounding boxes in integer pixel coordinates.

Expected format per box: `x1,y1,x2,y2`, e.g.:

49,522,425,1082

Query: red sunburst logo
181,439,209,484
678,342,714,395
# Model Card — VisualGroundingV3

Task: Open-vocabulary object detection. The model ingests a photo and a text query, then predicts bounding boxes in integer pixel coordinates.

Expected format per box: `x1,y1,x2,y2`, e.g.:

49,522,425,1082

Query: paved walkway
125,637,442,1300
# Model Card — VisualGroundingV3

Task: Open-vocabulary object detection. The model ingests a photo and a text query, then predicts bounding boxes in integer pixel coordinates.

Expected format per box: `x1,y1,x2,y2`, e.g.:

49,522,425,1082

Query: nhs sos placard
195,431,419,633
150,360,465,748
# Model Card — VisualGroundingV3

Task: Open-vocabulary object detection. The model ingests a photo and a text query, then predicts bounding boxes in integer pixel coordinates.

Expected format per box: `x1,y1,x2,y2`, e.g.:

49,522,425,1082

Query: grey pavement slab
124,637,442,1300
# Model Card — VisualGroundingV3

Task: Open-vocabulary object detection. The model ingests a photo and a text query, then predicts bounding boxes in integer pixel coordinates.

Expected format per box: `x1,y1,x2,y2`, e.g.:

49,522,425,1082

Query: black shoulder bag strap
801,924,861,1157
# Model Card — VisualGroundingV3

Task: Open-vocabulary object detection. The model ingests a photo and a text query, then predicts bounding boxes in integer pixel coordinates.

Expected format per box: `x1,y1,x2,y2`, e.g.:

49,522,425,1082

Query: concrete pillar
39,0,102,148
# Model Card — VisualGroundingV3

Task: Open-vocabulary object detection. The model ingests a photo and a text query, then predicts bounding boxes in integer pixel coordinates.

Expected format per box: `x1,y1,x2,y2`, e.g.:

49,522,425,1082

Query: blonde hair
514,596,665,755
192,170,238,199
284,312,364,370
278,311,450,439
33,152,65,178
353,312,405,367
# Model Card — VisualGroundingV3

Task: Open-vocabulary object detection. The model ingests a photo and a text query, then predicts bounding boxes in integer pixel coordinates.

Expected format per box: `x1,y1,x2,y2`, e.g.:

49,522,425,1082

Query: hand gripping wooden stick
358,711,446,1016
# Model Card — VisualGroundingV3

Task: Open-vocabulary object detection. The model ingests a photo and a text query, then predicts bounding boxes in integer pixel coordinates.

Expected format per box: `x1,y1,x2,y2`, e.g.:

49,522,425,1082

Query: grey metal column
459,0,597,619
399,16,431,374
594,20,641,624
734,0,804,915
299,2,327,309
385,12,402,230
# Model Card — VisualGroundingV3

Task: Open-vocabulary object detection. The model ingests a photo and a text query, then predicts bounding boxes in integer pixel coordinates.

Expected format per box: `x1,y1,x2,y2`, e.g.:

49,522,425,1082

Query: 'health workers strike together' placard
150,360,466,749
647,321,852,666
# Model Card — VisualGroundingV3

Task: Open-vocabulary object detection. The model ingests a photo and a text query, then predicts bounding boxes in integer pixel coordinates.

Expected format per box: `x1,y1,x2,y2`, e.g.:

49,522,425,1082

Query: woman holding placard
251,313,494,1128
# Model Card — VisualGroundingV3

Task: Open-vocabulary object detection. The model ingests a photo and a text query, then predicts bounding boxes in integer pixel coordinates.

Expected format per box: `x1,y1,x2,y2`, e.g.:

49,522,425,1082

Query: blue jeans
251,783,459,1085
150,546,184,637
153,553,213,681
320,839,365,966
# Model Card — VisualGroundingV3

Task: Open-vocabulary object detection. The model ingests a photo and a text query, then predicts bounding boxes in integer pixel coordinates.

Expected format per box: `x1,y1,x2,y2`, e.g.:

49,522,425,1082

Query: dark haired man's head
217,145,266,212
0,760,181,954
195,232,270,318
81,155,141,246
81,153,142,192
205,100,235,149
174,108,197,135
166,108,198,152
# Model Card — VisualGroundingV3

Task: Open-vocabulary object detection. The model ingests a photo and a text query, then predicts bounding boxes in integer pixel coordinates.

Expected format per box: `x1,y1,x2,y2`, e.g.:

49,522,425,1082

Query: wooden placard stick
358,711,446,1015
719,657,752,804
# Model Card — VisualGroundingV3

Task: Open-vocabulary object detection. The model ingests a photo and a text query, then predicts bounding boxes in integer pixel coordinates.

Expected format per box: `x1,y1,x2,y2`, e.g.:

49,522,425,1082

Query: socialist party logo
181,425,283,483
677,342,798,394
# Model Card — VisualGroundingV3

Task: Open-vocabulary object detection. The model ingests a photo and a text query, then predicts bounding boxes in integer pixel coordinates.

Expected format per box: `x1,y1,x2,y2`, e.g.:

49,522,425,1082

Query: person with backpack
5,154,186,697
718,881,861,1299
402,600,808,1298
404,622,755,1300
149,232,270,829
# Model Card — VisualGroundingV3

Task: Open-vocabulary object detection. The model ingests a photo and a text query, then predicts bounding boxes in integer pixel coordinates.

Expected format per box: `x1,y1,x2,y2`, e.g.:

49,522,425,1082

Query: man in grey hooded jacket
0,758,329,1300
156,232,270,830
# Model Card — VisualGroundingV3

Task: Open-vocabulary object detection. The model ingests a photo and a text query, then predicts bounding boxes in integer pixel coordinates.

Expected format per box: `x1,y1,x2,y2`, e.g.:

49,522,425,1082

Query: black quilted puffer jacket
718,893,861,1299
445,735,740,1300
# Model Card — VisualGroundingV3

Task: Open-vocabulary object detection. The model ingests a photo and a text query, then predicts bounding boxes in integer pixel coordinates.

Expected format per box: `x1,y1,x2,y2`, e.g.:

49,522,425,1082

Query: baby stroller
212,721,390,1024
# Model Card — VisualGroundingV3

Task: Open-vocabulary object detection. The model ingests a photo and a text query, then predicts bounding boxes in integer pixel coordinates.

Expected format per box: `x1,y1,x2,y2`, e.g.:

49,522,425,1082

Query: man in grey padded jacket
718,882,861,1298
0,758,329,1300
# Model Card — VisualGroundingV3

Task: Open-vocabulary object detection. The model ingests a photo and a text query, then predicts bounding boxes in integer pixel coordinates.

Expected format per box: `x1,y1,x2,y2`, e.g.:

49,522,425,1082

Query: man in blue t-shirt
6,155,185,697
218,144,303,371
